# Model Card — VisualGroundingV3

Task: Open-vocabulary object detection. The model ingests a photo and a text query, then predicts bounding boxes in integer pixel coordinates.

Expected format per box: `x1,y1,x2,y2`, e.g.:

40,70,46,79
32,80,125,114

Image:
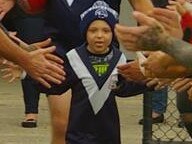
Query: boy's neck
87,46,110,55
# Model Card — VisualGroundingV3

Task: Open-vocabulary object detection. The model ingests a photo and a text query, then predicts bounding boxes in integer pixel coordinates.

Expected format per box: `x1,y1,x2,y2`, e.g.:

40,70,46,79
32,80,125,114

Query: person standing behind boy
40,2,151,144
2,1,48,127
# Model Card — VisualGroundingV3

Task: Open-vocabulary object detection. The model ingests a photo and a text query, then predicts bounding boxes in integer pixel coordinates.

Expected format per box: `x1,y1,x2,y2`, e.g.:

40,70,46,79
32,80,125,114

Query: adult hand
167,0,187,16
8,34,65,87
171,78,192,92
145,78,159,88
1,59,23,82
145,78,172,90
23,47,65,88
0,0,15,20
117,60,146,82
150,7,183,39
154,78,173,90
142,51,189,78
115,10,169,51
177,0,186,5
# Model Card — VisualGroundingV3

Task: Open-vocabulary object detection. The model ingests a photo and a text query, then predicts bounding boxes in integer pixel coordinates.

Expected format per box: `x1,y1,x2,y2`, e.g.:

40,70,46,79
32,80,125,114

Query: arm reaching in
115,9,192,70
0,28,65,88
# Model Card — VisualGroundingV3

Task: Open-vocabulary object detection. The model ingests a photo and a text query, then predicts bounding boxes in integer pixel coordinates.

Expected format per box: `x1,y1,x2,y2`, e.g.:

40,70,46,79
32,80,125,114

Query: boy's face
86,20,113,54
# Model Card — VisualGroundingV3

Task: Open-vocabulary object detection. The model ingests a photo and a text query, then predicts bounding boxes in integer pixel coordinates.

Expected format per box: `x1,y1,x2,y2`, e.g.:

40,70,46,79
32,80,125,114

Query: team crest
95,8,108,19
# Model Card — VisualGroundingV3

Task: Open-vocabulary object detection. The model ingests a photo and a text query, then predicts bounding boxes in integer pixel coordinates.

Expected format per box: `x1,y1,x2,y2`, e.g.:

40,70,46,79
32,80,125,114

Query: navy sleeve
113,75,154,97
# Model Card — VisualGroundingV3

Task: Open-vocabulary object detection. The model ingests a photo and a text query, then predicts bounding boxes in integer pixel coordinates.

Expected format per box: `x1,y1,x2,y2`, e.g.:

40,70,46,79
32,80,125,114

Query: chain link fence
142,91,192,144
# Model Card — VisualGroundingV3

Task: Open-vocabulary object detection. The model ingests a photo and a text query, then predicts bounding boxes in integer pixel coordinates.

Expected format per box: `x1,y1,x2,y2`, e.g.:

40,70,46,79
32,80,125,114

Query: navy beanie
80,1,119,39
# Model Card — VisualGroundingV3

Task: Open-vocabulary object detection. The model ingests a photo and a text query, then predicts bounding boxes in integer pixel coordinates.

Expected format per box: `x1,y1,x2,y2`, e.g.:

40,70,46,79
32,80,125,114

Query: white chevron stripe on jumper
67,49,127,114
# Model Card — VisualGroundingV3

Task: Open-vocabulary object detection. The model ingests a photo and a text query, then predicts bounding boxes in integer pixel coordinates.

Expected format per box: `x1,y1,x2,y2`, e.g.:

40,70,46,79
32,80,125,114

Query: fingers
117,63,131,71
171,78,192,92
146,78,159,87
1,59,8,65
45,63,66,80
168,0,181,8
1,68,12,79
1,68,16,83
115,23,149,37
187,87,192,101
115,24,148,51
149,7,183,39
154,78,173,90
117,63,133,79
150,13,172,28
153,8,179,22
47,57,65,75
34,38,52,48
133,11,163,28
41,73,62,85
0,11,6,20
141,59,159,78
28,47,66,86
36,70,65,88
9,33,23,44
40,46,56,54
8,31,17,36
144,69,156,78
45,53,64,65
35,77,51,88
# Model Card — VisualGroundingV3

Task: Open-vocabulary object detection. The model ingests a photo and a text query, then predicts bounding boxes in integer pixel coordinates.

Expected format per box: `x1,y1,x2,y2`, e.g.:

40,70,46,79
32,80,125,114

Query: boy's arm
112,74,153,97
128,0,153,14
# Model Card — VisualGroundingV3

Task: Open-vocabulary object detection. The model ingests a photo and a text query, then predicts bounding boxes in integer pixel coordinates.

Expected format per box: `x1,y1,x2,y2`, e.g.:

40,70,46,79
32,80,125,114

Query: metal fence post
143,91,154,144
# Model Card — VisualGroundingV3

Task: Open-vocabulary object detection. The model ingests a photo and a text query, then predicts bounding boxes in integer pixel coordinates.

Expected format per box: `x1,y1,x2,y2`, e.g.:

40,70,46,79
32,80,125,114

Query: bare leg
48,90,71,144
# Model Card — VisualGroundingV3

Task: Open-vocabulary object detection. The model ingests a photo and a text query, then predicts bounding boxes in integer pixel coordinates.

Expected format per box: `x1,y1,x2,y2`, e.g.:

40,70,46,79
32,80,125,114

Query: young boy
40,1,149,144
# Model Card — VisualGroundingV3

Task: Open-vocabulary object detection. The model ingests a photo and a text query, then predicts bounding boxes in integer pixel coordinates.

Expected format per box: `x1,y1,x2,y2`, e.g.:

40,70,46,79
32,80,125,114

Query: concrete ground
0,79,144,144
1,79,192,144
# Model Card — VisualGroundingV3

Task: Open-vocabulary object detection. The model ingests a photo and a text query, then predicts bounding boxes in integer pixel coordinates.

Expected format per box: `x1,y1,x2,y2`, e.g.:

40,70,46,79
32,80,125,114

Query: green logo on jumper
93,64,109,76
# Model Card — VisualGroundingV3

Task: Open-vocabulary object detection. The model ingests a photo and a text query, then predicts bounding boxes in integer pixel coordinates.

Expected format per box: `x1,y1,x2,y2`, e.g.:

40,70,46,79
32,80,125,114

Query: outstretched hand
8,35,66,87
24,46,65,88
115,10,167,51
117,60,146,82
171,78,192,92
115,8,181,51
141,51,189,78
0,59,23,82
